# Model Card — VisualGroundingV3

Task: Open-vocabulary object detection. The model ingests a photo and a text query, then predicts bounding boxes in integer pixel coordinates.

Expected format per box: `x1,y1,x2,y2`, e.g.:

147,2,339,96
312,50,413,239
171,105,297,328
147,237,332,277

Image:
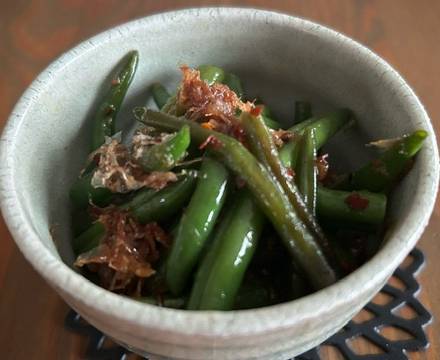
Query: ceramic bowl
0,8,438,360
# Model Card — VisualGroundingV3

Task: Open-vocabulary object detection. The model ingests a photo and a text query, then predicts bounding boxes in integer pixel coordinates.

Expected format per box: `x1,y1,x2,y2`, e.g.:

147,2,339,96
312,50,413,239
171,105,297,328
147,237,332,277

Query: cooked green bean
151,82,171,109
349,130,427,192
91,51,139,151
223,72,244,98
317,186,387,226
161,94,178,115
233,278,273,309
73,174,197,255
138,125,190,172
166,158,229,295
73,221,106,256
279,136,301,170
188,207,240,309
262,115,281,129
69,172,113,210
261,105,272,118
141,109,337,289
71,209,94,237
119,187,157,211
279,109,352,168
290,268,309,300
294,101,312,123
197,65,225,85
186,207,233,309
241,112,333,263
292,109,352,146
70,63,427,310
188,190,264,310
310,109,352,147
70,51,139,211
365,233,382,259
296,128,318,215
260,105,281,129
131,172,197,223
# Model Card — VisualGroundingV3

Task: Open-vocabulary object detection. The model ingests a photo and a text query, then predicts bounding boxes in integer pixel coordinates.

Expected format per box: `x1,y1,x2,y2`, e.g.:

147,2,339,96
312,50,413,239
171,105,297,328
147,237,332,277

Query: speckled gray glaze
0,8,438,360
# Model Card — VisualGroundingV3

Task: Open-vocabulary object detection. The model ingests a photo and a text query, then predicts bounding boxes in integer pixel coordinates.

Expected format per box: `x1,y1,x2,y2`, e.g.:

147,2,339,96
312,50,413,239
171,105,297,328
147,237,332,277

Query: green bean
278,136,301,170
173,157,203,170
132,173,197,223
91,51,139,151
223,72,244,98
119,187,157,211
292,109,352,145
71,209,94,237
310,109,352,147
279,109,352,168
241,113,333,263
317,187,387,226
197,65,225,85
160,94,178,115
138,125,190,172
73,174,196,255
186,204,233,309
260,104,272,118
73,221,106,256
233,278,273,309
290,268,309,300
294,101,312,123
72,52,139,210
349,130,427,192
151,82,171,110
141,109,337,289
365,233,382,259
82,161,98,177
296,128,318,215
166,158,229,295
259,105,281,129
262,115,281,129
69,172,113,210
288,117,316,133
188,190,264,310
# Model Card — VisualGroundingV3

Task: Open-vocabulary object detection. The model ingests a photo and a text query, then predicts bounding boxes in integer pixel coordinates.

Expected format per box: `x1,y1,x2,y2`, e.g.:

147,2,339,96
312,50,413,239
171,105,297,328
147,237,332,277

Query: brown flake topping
90,138,177,193
75,208,170,293
177,66,253,136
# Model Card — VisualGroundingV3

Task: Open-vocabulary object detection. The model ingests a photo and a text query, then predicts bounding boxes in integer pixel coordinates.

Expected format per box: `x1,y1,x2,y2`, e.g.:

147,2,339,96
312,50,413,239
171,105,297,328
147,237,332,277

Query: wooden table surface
1,1,439,359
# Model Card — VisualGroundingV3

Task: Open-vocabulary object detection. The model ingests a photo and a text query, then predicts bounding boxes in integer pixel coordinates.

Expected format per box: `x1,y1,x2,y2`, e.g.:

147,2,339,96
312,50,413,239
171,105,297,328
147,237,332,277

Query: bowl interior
7,9,436,295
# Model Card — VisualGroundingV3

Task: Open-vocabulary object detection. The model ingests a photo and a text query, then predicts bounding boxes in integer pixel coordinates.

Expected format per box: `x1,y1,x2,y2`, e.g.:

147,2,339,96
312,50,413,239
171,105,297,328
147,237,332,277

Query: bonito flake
90,137,177,193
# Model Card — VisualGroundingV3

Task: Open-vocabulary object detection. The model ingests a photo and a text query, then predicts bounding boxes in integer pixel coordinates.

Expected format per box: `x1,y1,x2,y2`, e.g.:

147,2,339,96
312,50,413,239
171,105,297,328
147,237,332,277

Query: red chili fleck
231,124,246,143
105,104,116,115
316,154,329,181
286,167,295,178
111,78,121,86
345,192,369,211
250,105,263,117
199,135,224,150
235,176,246,188
92,153,101,165
273,130,294,142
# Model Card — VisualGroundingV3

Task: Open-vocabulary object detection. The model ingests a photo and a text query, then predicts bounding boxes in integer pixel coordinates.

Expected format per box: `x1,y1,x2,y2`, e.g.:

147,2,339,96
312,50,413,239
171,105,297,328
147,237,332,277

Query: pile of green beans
70,57,427,311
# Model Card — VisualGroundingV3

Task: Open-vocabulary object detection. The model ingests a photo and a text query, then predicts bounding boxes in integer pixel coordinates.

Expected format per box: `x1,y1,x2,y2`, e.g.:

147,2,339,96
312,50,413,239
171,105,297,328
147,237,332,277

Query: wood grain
1,1,439,359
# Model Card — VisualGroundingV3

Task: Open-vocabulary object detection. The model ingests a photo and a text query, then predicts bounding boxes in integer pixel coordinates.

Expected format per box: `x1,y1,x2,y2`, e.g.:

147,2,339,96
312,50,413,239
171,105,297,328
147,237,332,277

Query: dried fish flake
91,138,177,193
